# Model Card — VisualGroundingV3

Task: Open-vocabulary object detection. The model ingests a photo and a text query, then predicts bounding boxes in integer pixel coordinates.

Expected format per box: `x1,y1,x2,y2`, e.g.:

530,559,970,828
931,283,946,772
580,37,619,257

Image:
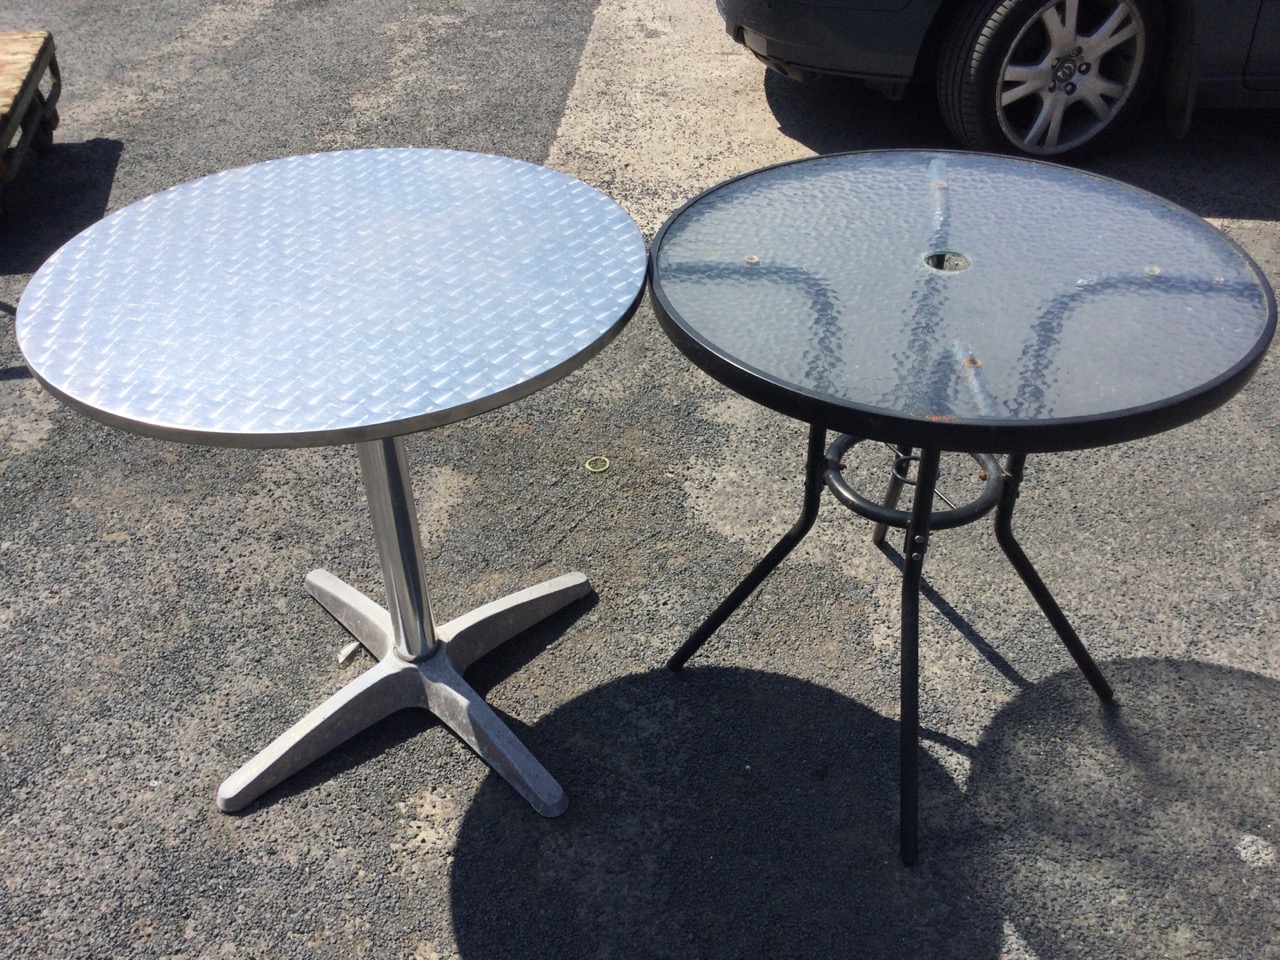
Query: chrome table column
216,435,585,815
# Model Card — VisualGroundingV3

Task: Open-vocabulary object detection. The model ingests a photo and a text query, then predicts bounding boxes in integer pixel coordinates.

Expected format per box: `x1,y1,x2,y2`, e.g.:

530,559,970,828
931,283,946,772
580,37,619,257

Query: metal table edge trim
27,284,646,449
647,150,1278,454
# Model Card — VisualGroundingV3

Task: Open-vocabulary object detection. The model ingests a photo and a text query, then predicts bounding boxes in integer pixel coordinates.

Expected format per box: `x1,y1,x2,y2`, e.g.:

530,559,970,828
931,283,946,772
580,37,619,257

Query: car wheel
938,0,1160,157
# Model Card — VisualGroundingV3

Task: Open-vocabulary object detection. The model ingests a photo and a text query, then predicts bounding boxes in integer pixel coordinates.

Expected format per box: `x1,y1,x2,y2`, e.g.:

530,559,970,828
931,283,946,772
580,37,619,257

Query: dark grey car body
719,0,1280,112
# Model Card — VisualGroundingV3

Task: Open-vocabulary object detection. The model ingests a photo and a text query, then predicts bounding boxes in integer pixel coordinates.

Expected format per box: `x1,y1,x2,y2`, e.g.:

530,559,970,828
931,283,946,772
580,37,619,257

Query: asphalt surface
2,1,1279,958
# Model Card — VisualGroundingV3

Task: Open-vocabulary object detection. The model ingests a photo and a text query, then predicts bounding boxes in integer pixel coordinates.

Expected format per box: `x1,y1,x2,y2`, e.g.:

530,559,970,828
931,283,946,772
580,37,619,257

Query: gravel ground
2,1,1279,958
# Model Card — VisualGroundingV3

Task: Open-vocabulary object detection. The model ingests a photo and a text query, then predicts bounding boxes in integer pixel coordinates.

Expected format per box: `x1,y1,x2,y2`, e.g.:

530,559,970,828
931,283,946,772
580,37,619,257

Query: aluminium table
16,148,647,816
648,150,1276,863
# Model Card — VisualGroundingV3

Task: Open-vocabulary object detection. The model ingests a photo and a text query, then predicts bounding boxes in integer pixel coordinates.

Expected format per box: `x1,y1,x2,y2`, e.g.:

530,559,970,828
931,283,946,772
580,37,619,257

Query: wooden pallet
0,30,61,194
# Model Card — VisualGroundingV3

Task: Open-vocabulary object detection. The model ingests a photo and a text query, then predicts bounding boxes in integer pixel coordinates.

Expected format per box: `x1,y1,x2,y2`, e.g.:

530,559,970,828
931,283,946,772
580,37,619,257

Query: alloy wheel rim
996,0,1146,154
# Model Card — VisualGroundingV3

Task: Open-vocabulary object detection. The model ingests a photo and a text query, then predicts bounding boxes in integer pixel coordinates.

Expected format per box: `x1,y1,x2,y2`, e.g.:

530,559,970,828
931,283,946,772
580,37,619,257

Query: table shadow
961,656,1280,959
223,594,594,813
0,137,123,277
876,541,1035,692
450,667,1001,960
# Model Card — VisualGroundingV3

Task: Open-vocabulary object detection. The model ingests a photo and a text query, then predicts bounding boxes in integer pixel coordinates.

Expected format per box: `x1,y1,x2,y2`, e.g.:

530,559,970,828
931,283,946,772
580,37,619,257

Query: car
717,0,1280,156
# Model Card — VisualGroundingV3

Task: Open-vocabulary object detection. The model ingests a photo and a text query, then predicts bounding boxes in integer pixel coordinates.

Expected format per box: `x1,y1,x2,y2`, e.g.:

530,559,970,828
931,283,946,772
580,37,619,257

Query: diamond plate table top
651,151,1277,453
17,148,647,448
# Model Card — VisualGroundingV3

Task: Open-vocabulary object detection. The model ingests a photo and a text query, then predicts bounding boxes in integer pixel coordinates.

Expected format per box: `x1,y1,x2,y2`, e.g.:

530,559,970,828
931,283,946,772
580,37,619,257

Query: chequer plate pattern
17,149,647,447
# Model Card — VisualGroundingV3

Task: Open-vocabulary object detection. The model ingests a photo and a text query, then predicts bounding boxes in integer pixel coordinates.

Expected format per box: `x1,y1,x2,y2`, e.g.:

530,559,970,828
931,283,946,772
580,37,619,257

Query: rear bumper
718,0,944,83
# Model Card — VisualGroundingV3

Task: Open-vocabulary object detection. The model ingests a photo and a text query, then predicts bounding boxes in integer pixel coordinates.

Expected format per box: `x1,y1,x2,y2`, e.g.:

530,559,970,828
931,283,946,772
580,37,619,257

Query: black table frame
649,150,1277,866
666,428,1113,864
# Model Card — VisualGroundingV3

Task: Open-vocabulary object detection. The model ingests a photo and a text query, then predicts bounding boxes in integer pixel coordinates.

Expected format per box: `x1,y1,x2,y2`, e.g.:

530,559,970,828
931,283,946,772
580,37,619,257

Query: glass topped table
17,147,647,816
649,150,1276,863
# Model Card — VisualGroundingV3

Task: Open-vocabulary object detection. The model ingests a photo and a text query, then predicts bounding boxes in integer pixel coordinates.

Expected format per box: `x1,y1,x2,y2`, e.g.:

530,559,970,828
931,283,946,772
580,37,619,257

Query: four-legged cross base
218,435,588,817
217,570,588,815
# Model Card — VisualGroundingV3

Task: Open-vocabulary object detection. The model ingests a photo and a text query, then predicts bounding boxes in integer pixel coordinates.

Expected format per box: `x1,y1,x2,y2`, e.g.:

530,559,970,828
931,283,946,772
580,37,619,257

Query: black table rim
648,150,1277,454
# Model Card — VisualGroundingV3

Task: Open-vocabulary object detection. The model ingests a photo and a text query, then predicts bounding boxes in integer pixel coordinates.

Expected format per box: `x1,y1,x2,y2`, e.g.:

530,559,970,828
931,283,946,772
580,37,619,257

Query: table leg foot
994,455,1113,701
219,572,587,815
217,656,425,812
420,654,568,817
438,571,591,674
305,568,394,662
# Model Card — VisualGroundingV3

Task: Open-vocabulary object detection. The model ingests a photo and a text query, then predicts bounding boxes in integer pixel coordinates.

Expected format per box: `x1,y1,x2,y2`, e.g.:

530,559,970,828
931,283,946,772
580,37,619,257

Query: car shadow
765,72,955,155
1085,108,1280,222
764,67,1280,222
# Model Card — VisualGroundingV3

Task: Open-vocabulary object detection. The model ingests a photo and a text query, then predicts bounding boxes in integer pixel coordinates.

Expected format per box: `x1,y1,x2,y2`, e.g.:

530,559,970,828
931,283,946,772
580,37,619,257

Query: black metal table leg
668,423,827,671
899,447,940,866
871,445,911,546
994,454,1113,701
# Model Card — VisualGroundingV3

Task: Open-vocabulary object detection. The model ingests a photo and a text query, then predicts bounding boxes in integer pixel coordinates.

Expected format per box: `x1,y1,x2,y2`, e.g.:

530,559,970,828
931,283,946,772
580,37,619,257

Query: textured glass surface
655,153,1272,426
17,149,647,446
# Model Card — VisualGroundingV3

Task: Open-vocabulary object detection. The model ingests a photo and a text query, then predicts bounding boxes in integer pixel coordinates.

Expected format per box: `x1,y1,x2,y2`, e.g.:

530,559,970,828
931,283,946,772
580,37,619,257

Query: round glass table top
650,151,1276,452
17,148,647,448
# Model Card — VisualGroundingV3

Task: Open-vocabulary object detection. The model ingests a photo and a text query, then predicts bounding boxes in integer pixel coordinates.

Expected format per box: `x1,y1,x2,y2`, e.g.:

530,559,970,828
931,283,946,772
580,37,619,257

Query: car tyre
938,0,1162,157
